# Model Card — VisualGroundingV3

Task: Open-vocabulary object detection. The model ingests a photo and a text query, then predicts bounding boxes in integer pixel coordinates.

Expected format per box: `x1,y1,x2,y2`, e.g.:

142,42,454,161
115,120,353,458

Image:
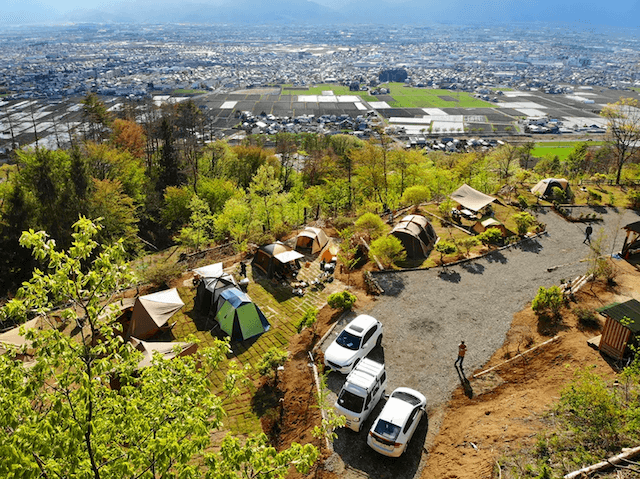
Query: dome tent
251,241,304,279
215,288,270,341
531,178,570,199
194,273,238,321
126,289,184,339
389,215,438,259
295,227,329,254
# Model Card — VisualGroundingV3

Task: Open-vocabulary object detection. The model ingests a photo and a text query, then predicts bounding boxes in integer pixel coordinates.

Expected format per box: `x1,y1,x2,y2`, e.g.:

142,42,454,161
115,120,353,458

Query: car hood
324,342,358,366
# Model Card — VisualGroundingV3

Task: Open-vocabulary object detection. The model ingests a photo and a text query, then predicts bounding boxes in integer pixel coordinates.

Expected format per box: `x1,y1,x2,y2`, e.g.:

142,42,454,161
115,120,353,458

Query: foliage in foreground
0,218,318,479
498,365,640,479
327,291,357,310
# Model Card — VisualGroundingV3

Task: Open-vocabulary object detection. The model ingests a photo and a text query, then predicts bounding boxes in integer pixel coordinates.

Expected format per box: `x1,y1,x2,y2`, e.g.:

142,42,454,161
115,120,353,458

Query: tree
257,347,288,388
0,218,318,478
532,285,564,319
512,211,536,236
88,178,139,251
176,195,215,252
337,228,360,286
517,141,535,169
327,291,357,310
457,236,479,257
111,118,146,159
249,164,283,232
601,97,640,185
400,185,431,208
434,240,457,269
354,212,386,241
492,144,519,181
369,235,407,268
81,92,112,142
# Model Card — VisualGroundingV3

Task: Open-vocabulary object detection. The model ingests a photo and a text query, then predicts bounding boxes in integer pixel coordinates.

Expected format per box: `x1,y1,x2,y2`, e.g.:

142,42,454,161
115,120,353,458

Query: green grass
384,83,493,108
172,89,208,96
168,254,346,435
532,141,605,160
280,84,377,101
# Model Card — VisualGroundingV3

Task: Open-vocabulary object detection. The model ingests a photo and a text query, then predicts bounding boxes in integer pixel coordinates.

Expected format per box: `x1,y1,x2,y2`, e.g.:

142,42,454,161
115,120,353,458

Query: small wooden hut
598,299,640,360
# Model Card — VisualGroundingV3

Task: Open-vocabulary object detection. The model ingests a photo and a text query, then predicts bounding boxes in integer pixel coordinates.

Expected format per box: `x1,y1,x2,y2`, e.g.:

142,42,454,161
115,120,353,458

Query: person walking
584,225,593,245
454,341,467,369
240,262,247,277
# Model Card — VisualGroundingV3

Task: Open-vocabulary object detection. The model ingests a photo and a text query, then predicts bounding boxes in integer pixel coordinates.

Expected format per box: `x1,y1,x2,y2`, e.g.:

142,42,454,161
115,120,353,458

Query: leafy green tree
249,164,284,232
369,235,407,268
532,285,564,319
176,195,215,252
256,347,288,388
0,218,318,478
162,185,193,231
355,212,386,241
401,185,431,208
81,92,112,142
601,97,640,185
327,291,357,310
434,240,457,269
88,178,139,251
512,211,536,236
457,236,479,257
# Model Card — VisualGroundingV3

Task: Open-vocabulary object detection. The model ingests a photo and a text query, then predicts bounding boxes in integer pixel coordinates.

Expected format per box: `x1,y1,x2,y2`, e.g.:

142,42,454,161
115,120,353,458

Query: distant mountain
1,0,638,28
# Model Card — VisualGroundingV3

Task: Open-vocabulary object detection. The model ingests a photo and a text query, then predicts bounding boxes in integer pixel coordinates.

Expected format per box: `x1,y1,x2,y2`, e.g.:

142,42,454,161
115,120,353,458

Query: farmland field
385,83,493,108
280,84,377,101
532,140,605,160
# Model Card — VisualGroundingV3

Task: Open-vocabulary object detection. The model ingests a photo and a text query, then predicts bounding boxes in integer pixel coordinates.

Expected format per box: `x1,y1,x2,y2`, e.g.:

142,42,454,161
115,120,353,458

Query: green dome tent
216,288,270,341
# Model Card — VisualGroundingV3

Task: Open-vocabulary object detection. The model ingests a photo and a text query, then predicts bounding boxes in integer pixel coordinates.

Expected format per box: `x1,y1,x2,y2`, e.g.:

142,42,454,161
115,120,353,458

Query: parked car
367,387,426,457
334,358,387,431
324,314,383,374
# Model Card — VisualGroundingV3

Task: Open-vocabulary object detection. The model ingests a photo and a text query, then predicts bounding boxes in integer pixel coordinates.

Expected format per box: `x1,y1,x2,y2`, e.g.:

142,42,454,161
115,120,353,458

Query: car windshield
373,419,401,442
337,390,365,413
335,330,361,350
391,391,421,406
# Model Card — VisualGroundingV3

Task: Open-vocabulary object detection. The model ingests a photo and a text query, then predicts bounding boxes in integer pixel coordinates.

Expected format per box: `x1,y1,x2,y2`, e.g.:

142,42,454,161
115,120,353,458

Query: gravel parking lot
320,206,640,479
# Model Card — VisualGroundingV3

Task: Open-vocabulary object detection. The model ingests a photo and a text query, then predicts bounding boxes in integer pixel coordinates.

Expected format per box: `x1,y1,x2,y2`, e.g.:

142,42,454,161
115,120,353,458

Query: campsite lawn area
168,254,346,435
384,83,493,108
531,140,605,160
280,84,377,102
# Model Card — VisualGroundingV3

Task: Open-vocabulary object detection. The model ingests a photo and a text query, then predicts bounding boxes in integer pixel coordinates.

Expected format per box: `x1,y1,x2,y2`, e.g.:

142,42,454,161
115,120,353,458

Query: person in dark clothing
240,262,247,277
454,341,467,369
584,225,593,244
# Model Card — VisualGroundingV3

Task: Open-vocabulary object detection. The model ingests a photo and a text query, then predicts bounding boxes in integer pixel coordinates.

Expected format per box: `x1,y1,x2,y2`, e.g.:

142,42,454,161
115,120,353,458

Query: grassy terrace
532,140,605,160
172,89,208,96
280,84,377,102
167,253,346,434
385,83,493,108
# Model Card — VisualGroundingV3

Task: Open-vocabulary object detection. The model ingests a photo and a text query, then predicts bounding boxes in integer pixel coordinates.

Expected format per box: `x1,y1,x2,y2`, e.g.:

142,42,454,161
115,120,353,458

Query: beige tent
193,262,224,279
295,227,330,254
252,242,304,279
130,337,197,369
450,184,500,212
472,217,507,236
127,289,184,339
0,317,46,355
531,178,570,199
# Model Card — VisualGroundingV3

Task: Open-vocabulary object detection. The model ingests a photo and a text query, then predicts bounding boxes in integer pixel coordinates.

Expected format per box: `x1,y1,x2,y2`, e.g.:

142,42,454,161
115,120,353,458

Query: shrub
354,212,386,241
551,186,566,203
627,189,640,209
296,308,318,335
332,216,354,231
608,192,616,206
271,222,290,240
512,211,536,236
401,185,431,207
141,261,183,287
327,291,357,310
478,228,502,245
517,194,529,210
587,189,602,204
438,199,455,220
434,240,457,267
574,307,600,330
457,236,479,257
532,285,564,318
256,347,288,387
368,236,407,268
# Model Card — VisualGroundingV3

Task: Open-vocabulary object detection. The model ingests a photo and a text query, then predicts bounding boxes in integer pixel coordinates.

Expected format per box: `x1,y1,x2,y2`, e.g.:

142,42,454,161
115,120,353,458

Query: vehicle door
401,405,423,446
361,325,378,353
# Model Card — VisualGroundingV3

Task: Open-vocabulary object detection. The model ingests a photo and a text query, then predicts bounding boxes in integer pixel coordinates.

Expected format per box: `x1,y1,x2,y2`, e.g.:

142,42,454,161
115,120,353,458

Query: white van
334,358,387,432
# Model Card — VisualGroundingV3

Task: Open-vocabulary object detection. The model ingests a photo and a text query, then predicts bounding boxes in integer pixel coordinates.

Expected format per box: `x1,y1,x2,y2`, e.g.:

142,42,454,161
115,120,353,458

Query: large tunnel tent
216,288,270,341
127,289,184,339
129,337,198,369
295,227,329,254
390,215,438,258
252,241,304,279
194,273,238,320
531,178,570,199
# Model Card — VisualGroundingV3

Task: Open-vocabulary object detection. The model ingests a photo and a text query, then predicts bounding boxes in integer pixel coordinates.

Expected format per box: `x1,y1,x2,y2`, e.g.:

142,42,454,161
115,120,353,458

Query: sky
2,0,639,27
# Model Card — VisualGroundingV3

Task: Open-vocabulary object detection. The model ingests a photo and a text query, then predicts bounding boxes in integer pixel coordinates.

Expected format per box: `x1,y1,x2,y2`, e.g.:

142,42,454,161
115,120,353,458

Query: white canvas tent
127,289,184,339
130,337,197,369
295,227,329,254
450,184,500,212
0,317,44,355
531,178,570,199
193,262,224,279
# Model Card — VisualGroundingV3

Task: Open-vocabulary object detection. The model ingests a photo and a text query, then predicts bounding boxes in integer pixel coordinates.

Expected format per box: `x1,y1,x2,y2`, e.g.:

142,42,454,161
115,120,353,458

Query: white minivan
334,359,387,432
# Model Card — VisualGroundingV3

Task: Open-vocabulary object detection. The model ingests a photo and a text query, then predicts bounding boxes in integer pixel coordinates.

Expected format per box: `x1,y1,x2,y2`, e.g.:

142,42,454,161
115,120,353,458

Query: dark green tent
216,288,270,341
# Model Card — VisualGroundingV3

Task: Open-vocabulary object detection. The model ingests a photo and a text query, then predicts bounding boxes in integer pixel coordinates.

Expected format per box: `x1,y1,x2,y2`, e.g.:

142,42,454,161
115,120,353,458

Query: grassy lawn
167,252,347,434
384,83,493,108
280,84,377,101
172,89,208,96
532,141,605,160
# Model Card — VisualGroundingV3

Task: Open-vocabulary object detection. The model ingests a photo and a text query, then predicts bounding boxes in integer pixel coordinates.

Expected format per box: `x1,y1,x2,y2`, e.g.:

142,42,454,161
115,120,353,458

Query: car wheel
376,334,383,347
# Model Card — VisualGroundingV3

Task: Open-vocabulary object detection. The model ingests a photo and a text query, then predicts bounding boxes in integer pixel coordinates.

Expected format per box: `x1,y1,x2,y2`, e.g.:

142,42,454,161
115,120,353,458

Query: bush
369,236,407,268
401,185,431,207
627,189,640,209
354,212,386,241
532,285,564,318
551,186,566,203
512,211,536,236
574,307,600,330
517,194,529,210
271,222,290,240
478,228,502,245
434,240,457,267
457,236,479,257
296,308,318,334
332,216,354,231
587,189,602,204
141,261,183,287
327,291,357,310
